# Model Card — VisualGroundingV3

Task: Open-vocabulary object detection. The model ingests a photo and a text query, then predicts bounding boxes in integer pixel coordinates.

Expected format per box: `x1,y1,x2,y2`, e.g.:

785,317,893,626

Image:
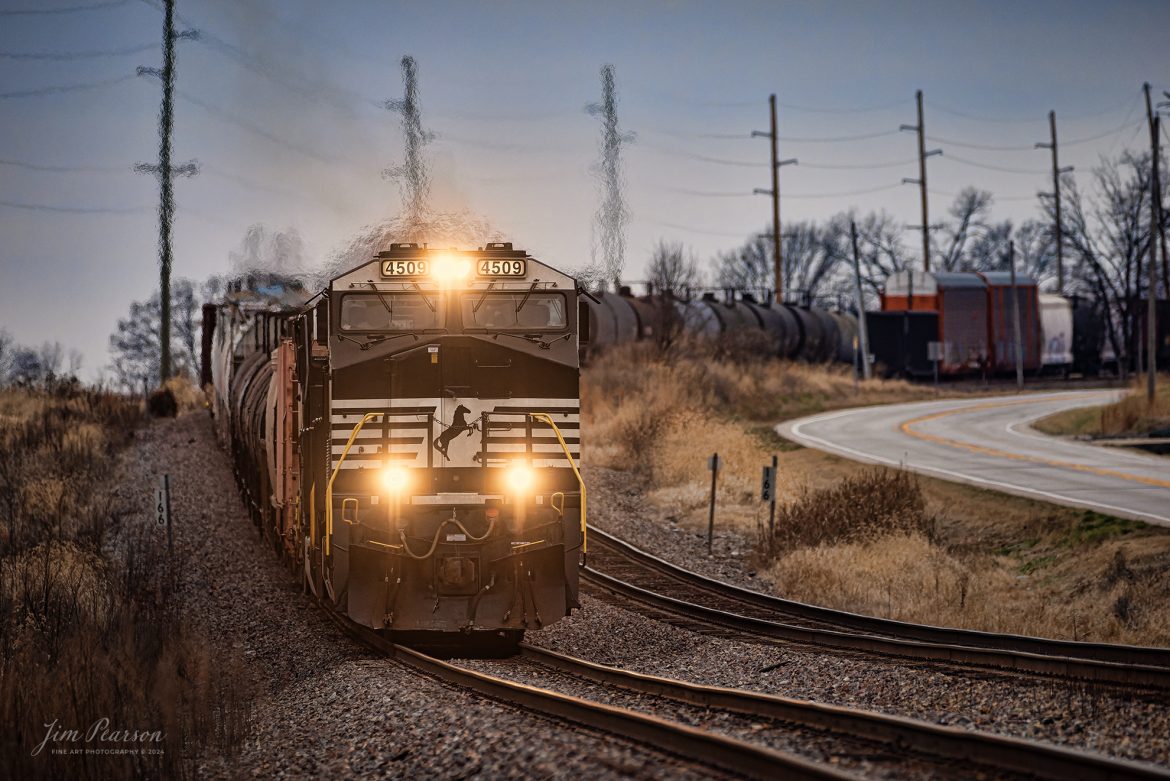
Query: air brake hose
398,518,497,561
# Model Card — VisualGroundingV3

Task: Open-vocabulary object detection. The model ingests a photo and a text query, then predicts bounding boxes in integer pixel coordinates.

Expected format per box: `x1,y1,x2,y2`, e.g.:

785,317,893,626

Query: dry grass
1034,382,1170,438
0,385,249,779
582,341,1170,646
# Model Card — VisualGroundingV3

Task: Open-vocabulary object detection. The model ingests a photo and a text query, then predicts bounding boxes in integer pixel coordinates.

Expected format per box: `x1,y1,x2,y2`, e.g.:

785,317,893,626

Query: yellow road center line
899,399,1170,491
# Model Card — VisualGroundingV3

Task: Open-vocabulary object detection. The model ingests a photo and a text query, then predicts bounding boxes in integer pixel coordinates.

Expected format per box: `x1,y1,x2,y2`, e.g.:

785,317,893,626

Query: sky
1,0,1168,380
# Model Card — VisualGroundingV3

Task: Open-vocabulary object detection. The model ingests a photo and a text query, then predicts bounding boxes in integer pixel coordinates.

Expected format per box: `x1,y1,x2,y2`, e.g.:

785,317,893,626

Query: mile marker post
707,453,720,555
761,454,778,538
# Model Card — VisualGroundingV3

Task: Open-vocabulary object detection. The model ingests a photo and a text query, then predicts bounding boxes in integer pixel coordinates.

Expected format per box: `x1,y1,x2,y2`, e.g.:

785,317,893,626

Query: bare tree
712,220,848,304
713,233,772,297
0,329,13,385
937,188,994,270
108,278,200,392
647,239,702,296
1050,153,1163,374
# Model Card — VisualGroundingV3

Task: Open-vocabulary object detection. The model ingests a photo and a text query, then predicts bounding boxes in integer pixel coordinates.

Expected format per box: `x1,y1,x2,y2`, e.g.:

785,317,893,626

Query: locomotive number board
477,258,527,277
382,259,429,277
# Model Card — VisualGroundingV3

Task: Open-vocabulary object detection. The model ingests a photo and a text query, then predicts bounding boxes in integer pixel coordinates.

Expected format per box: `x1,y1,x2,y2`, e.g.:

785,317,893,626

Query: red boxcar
881,270,990,374
978,271,1041,373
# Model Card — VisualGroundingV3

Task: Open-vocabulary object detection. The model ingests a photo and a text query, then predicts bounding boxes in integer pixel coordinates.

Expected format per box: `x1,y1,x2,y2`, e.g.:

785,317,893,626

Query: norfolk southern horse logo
433,404,479,461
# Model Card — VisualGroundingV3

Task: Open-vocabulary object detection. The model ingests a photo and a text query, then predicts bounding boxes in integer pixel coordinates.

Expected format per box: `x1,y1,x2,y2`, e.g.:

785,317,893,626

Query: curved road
777,390,1170,527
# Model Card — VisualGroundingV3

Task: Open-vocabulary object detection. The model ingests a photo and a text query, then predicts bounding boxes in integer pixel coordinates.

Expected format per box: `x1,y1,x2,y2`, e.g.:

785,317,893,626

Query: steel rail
582,565,1170,690
519,643,1170,781
588,526,1170,669
318,605,859,781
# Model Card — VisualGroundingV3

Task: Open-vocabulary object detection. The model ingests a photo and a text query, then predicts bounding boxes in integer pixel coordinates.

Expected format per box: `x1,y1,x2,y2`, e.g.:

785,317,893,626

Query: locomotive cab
298,242,585,650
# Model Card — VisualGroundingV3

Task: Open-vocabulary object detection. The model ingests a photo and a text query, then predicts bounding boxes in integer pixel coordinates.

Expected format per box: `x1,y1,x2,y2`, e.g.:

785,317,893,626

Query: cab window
340,293,441,331
462,292,567,330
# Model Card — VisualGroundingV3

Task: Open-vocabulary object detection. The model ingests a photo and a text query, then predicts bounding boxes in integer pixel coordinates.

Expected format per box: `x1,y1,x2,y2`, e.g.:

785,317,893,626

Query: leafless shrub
758,468,933,558
0,387,250,779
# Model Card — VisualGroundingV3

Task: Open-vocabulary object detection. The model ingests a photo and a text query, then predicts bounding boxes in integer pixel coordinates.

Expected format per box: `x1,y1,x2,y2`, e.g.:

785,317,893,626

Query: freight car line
515,644,1170,781
318,605,859,781
582,528,1170,689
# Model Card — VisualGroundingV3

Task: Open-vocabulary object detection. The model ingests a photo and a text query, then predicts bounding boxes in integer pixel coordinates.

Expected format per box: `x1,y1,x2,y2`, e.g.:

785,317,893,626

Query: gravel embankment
110,413,732,780
580,466,1169,767
583,465,764,591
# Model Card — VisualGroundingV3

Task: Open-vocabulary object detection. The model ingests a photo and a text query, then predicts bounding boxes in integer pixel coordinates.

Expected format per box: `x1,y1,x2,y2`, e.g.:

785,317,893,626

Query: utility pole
850,220,872,380
136,0,198,384
901,90,942,271
155,0,177,382
1144,85,1164,403
753,95,796,304
1036,111,1074,294
1147,111,1161,403
1009,240,1024,390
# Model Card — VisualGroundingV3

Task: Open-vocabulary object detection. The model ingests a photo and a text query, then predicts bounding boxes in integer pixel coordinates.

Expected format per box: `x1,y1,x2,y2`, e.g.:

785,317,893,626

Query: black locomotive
203,243,587,652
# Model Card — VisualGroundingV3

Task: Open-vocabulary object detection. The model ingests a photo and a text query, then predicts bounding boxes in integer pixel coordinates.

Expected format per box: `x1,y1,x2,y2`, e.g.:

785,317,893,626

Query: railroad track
322,604,1169,780
583,527,1170,690
319,604,856,780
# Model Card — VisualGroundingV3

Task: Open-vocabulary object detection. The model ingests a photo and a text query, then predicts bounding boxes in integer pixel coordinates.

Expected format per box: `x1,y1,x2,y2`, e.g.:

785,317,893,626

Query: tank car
205,243,587,652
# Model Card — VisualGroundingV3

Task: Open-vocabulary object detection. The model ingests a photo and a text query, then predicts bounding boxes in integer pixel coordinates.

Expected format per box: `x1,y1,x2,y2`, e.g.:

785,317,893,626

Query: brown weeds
0,387,248,780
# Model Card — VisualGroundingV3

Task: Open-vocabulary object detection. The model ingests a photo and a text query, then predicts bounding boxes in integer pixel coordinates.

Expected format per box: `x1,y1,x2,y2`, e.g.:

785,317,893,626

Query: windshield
341,293,441,331
462,292,567,330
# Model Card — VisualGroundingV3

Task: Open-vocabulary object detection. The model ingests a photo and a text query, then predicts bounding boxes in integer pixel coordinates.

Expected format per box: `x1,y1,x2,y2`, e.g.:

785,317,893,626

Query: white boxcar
1039,294,1074,371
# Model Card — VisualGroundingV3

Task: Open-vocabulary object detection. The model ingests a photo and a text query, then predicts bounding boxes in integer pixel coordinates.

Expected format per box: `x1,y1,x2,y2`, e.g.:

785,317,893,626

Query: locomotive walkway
777,390,1170,528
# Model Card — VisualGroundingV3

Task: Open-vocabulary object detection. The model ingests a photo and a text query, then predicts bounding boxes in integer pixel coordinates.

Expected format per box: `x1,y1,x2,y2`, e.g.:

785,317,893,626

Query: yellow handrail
528,412,586,556
325,411,383,557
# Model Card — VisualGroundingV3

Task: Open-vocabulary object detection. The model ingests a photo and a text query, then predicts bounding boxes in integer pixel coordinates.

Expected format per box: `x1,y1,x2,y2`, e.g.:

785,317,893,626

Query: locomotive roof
328,241,577,287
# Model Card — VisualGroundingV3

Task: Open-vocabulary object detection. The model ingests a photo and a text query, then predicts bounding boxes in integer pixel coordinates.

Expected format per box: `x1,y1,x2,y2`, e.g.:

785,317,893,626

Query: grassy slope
1034,382,1170,438
582,343,1170,646
0,384,246,780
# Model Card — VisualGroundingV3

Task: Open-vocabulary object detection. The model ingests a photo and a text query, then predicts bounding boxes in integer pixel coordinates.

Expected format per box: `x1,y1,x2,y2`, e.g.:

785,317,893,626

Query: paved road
777,390,1170,527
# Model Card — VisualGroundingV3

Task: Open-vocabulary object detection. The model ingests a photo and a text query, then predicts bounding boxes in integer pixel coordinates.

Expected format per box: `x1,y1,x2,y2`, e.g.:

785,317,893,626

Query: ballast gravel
574,465,1170,769
111,412,731,780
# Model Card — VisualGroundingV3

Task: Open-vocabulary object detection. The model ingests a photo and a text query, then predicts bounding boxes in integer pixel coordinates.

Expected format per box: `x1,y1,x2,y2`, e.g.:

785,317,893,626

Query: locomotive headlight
430,253,472,288
381,465,410,494
505,463,534,494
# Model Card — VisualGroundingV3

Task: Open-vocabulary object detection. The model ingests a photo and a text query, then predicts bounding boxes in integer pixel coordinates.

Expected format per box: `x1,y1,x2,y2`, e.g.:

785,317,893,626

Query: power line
927,188,1037,202
638,216,756,238
779,129,902,143
941,153,1049,175
930,91,1139,124
925,135,1036,152
777,97,911,114
172,87,347,166
660,186,755,198
0,42,154,60
639,142,764,168
0,0,128,16
926,119,1142,152
785,182,905,199
642,127,902,144
0,157,130,173
0,73,136,99
799,157,918,170
0,198,148,214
